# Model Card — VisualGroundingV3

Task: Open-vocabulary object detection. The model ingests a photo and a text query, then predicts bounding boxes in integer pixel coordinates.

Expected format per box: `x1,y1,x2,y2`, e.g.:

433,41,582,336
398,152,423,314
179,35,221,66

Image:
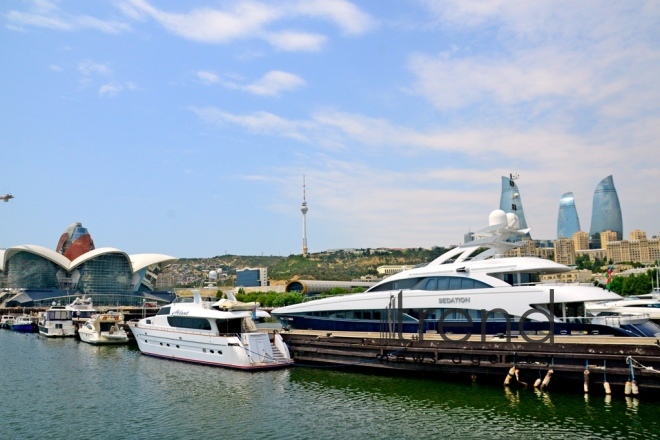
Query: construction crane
1,193,14,202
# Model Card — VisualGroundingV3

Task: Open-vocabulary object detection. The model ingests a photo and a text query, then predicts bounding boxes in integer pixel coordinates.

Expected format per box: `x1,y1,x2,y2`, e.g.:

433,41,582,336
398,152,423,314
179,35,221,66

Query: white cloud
6,0,131,33
99,82,123,97
264,31,327,52
244,71,306,96
119,0,374,50
78,60,111,76
196,70,220,85
294,0,376,35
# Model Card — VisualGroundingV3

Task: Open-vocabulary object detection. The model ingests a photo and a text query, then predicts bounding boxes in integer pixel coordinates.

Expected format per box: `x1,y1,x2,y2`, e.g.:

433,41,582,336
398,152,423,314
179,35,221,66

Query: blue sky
1,0,658,258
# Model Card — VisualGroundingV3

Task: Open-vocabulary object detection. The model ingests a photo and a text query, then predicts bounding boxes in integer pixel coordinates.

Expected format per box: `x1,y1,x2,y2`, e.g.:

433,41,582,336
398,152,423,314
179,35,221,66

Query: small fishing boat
78,312,129,345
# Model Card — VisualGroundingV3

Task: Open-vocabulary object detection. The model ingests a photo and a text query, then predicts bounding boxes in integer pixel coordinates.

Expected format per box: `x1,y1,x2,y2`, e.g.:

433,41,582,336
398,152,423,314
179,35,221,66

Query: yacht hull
129,322,292,370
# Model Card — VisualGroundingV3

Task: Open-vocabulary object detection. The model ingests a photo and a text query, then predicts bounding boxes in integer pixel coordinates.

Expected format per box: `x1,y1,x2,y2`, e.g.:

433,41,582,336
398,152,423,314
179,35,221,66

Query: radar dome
506,213,519,229
489,210,508,227
209,270,218,280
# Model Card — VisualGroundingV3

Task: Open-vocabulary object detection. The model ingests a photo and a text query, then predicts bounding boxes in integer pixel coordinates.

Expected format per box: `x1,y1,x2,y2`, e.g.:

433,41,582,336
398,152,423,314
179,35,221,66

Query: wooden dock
280,330,660,396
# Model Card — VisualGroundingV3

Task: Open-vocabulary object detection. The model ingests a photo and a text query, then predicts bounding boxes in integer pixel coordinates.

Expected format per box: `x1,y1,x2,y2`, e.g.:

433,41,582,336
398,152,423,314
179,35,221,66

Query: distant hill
165,247,450,287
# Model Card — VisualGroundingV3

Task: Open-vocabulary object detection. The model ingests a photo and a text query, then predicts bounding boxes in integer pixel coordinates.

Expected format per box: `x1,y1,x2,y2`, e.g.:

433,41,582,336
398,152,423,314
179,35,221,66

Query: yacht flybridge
272,211,660,338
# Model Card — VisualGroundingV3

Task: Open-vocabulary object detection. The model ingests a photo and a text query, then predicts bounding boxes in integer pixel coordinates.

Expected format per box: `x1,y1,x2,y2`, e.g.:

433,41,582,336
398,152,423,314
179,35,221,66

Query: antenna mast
301,176,309,257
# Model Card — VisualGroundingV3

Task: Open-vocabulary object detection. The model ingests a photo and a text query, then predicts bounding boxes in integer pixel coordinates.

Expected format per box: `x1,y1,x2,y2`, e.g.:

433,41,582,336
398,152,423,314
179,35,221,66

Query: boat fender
533,377,542,388
540,369,553,391
504,366,516,386
583,369,590,393
625,380,632,396
603,360,611,395
632,380,639,395
514,369,527,388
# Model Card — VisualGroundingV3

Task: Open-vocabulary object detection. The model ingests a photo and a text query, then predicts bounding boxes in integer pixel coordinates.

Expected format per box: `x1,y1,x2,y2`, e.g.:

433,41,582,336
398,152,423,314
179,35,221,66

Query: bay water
1,330,658,439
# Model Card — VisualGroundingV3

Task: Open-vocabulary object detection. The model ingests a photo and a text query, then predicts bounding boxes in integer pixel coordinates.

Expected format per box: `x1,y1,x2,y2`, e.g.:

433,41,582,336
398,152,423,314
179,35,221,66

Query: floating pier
281,330,660,396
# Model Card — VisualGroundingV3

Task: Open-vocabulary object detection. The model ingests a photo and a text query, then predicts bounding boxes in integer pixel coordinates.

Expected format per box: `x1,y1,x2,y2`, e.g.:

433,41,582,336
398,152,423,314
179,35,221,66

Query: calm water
1,330,658,439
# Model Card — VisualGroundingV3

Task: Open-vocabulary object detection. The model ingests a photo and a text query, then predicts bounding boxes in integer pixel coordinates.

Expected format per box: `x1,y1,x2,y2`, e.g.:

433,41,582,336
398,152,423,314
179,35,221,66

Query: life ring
102,316,108,321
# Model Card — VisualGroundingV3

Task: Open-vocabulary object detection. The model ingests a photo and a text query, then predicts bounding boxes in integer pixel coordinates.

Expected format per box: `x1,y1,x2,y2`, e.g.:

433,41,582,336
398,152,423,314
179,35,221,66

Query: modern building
0,222,177,307
553,238,576,266
499,174,530,237
573,231,590,251
236,267,268,288
600,230,619,250
589,175,623,249
557,192,581,239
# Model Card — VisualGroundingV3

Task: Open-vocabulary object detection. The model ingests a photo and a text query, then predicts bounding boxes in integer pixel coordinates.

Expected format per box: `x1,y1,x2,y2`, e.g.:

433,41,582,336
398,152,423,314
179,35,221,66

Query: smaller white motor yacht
586,296,660,324
38,305,77,337
78,312,129,345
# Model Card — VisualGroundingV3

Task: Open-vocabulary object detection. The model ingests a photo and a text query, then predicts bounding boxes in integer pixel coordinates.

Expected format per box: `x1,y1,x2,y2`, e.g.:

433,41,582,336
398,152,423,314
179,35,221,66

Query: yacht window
216,318,243,334
448,278,462,290
424,279,437,290
354,311,363,319
437,277,449,291
368,278,420,292
156,306,171,316
167,316,212,330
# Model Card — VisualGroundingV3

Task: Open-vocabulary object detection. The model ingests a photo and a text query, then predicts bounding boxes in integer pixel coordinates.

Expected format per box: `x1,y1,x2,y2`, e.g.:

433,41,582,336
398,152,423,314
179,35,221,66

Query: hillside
163,247,451,287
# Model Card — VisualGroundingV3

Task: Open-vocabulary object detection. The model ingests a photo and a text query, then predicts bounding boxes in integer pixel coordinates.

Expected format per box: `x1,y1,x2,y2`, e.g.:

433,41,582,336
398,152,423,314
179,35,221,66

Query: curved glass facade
589,175,623,248
77,253,134,295
499,175,529,230
5,252,59,289
557,192,581,239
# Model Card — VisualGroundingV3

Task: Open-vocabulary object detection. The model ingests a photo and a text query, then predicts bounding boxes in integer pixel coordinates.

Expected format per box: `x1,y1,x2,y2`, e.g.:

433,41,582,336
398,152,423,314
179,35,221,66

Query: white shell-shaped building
0,223,177,307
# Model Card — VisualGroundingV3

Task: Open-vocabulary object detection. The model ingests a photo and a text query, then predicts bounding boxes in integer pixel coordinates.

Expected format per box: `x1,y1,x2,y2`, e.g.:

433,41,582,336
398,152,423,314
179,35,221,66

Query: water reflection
1,331,660,440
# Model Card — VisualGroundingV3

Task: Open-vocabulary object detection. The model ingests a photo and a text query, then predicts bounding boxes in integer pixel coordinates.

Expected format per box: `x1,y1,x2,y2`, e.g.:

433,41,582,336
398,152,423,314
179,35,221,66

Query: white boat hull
128,322,292,370
38,323,76,337
79,329,129,345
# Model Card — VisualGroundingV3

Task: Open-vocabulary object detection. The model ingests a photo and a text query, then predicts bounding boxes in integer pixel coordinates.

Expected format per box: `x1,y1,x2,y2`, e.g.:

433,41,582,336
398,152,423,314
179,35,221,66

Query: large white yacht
128,290,294,370
272,211,660,338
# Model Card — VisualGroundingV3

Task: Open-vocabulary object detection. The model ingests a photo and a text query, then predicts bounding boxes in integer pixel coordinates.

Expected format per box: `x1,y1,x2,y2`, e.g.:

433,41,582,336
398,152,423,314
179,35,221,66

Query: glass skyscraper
589,175,623,249
499,175,529,230
557,192,580,239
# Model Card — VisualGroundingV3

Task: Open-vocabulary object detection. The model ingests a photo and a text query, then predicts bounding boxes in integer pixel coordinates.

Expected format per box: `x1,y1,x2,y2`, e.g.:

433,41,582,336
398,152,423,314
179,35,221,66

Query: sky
1,0,659,258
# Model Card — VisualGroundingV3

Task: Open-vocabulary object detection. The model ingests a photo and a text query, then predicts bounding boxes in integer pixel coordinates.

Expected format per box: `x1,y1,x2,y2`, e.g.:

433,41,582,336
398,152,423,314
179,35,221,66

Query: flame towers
557,192,581,239
499,174,530,231
589,175,623,249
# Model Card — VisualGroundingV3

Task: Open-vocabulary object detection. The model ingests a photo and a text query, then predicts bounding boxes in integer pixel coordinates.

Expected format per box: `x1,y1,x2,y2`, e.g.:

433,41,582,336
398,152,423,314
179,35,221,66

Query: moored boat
128,290,293,370
78,312,129,344
9,315,36,332
0,314,16,329
586,296,660,324
38,305,76,337
273,211,660,338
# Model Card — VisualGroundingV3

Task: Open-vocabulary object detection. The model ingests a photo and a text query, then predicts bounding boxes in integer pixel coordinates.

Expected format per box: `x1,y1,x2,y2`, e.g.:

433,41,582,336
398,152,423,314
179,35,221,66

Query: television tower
301,176,309,257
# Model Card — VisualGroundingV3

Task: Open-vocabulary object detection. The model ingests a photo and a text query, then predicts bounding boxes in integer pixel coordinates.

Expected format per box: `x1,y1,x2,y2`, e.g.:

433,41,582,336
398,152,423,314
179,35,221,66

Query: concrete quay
280,330,660,397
